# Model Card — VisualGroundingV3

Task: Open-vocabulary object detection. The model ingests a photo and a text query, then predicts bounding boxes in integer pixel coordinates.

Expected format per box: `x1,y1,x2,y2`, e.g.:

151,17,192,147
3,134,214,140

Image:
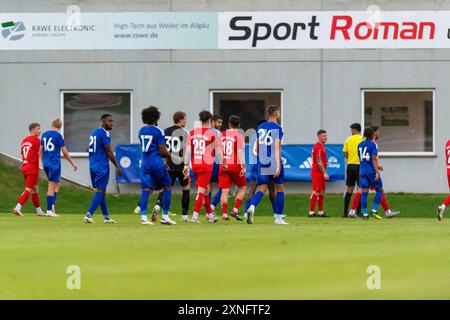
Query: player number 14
359,147,370,161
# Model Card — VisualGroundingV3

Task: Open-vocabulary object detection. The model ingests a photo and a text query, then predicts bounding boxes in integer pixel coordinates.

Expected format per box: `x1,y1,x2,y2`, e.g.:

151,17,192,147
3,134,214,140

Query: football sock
344,192,352,215
250,191,264,208
212,189,222,207
53,192,58,206
245,199,251,212
221,203,228,216
318,195,324,212
87,192,103,217
233,198,243,212
351,192,361,210
156,191,163,207
361,191,369,215
271,198,277,214
46,195,54,212
204,194,213,214
181,190,190,216
139,190,150,218
380,193,389,211
373,190,383,212
162,189,172,217
443,195,450,206
309,194,317,212
31,193,40,209
276,192,285,216
99,194,110,219
194,193,205,214
18,190,30,206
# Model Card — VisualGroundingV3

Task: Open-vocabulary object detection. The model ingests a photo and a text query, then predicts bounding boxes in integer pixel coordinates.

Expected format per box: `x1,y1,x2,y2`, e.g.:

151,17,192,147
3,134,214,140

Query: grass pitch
0,162,449,299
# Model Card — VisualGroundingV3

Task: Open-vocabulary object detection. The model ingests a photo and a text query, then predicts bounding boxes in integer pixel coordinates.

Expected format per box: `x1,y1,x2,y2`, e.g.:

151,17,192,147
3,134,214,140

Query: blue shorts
248,165,258,182
90,169,110,190
256,166,285,186
141,166,171,191
210,163,220,183
44,165,61,183
359,173,383,189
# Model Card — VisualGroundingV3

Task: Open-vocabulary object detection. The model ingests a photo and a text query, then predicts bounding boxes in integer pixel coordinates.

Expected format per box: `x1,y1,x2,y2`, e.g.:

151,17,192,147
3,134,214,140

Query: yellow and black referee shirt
343,134,363,165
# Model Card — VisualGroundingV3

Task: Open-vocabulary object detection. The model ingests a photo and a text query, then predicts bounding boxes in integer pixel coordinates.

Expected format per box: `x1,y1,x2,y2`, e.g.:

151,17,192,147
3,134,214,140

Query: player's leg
99,191,116,223
179,171,191,222
230,172,246,221
218,169,231,220
30,177,43,216
268,182,278,218
244,180,257,219
13,174,34,216
274,183,288,225
309,175,320,217
92,173,115,224
45,181,58,217
437,173,450,221
53,182,61,213
344,165,357,217
161,187,176,225
247,179,268,224
139,187,153,225
380,193,400,218
220,188,231,220
370,188,384,220
211,188,222,212
191,170,213,223
360,187,370,218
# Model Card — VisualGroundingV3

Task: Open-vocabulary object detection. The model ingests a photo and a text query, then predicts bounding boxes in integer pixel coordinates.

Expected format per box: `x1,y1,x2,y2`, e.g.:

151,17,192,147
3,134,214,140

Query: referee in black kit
342,123,363,217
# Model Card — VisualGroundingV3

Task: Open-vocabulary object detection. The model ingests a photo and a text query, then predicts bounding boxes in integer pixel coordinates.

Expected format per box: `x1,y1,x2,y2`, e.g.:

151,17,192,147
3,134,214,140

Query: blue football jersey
256,121,284,168
138,125,165,169
41,130,65,168
88,127,111,173
358,139,378,175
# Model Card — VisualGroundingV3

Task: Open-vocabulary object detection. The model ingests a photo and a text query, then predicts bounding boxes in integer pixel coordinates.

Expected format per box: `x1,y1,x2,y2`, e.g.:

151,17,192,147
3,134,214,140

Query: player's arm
104,144,123,176
214,138,226,170
316,152,329,180
61,146,77,171
237,142,246,177
274,138,281,177
182,136,192,177
343,140,348,160
372,155,380,181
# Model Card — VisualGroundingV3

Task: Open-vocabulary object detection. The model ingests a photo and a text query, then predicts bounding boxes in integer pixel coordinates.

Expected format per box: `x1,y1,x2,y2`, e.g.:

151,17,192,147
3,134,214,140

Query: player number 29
193,139,206,155
359,146,370,161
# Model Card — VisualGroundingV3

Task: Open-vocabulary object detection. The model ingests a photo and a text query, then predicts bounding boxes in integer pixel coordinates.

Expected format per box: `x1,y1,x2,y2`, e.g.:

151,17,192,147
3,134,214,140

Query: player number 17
140,135,154,153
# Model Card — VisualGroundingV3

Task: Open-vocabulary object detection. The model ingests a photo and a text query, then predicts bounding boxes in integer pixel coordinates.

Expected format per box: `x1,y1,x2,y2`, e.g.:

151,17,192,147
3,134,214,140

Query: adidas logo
299,157,313,169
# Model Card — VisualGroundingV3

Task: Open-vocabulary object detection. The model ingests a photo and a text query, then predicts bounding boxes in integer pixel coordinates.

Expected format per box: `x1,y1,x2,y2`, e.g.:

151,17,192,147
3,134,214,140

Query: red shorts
311,174,326,192
23,173,39,188
193,169,212,189
218,167,246,189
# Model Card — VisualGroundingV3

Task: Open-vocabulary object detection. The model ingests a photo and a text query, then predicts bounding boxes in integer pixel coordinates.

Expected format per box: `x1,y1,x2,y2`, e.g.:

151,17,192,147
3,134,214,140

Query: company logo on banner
219,11,450,49
1,21,26,41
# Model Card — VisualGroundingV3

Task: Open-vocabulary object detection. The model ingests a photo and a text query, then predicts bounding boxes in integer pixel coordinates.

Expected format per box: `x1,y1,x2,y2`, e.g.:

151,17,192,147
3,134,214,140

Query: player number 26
258,129,274,146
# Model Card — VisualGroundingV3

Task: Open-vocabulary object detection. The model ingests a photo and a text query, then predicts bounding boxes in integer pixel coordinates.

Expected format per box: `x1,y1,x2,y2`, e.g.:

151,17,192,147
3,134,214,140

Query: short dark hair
28,123,40,131
266,105,280,117
212,115,222,122
317,129,327,136
173,111,186,124
364,127,374,140
199,110,212,123
141,106,160,125
371,126,379,133
100,114,112,121
350,123,361,132
229,115,240,128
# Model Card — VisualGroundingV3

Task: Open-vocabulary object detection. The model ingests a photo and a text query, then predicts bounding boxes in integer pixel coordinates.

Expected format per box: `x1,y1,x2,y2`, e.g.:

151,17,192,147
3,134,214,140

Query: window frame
209,89,284,128
60,90,134,157
361,88,436,157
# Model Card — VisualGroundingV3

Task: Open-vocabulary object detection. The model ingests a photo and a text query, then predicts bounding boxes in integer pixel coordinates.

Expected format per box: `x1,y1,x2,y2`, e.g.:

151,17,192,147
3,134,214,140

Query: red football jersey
312,142,327,175
21,135,40,175
446,140,450,170
220,129,245,171
188,127,216,170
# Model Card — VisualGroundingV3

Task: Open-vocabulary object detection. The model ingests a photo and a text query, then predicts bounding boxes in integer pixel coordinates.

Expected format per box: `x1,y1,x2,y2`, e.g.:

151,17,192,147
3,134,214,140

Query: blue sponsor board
116,144,345,183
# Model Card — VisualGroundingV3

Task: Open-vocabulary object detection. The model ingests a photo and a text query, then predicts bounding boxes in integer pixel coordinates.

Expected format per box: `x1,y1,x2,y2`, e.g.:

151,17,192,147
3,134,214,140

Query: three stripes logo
1,21,26,41
299,157,313,169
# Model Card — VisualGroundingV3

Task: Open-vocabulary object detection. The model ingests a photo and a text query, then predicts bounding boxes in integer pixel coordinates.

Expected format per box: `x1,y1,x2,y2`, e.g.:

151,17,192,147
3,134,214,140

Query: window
210,90,282,132
61,91,132,155
362,89,434,155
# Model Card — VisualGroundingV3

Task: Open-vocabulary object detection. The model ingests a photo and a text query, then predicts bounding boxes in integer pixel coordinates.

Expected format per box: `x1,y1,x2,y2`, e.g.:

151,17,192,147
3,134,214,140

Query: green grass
1,161,450,299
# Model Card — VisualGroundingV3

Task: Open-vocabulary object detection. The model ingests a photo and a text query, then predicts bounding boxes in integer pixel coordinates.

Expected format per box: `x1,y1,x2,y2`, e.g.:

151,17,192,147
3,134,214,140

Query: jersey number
22,145,31,159
140,135,154,153
193,139,206,155
222,141,233,156
166,136,181,153
89,136,97,153
43,137,55,152
258,129,274,146
359,147,370,162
